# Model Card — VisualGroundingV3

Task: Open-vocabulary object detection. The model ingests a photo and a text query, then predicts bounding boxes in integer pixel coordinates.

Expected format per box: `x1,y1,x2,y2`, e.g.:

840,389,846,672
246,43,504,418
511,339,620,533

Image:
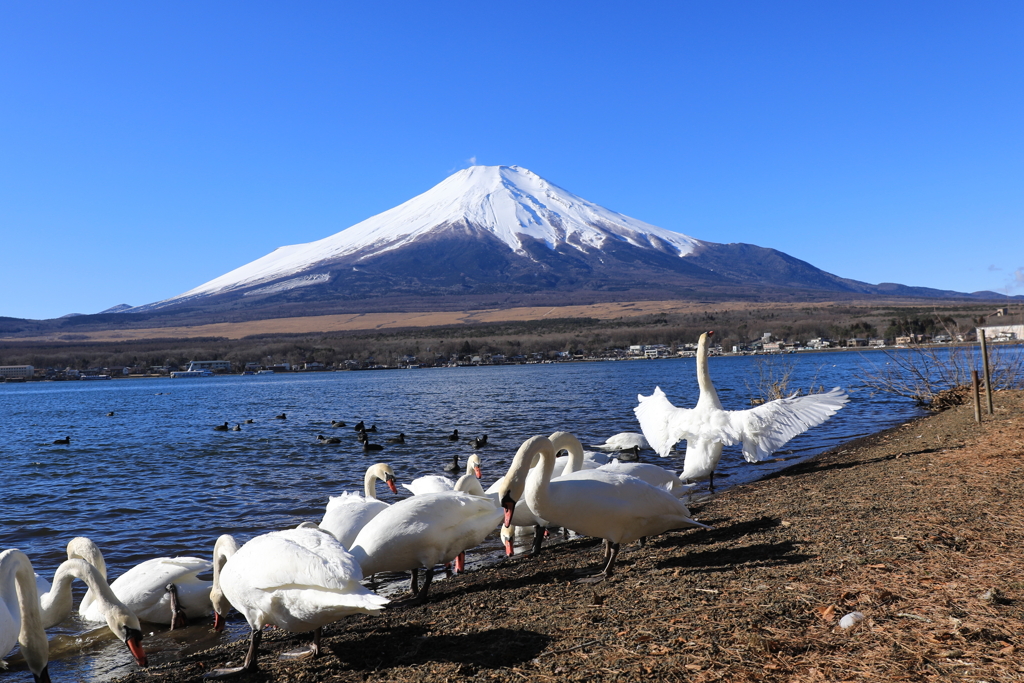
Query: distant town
2,320,1020,382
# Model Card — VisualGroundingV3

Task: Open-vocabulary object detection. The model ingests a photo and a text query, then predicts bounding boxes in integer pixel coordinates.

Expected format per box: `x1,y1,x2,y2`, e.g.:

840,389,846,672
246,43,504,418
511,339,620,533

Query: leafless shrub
859,342,1024,409
745,355,827,404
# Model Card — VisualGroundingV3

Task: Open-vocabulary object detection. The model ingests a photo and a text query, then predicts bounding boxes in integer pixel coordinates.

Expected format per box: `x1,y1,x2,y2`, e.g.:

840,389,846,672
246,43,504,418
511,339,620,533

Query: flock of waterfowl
6,331,848,681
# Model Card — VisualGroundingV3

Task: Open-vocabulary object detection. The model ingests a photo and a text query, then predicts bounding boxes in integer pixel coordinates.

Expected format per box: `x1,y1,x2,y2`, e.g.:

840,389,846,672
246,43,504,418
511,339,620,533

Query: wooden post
979,329,994,414
972,370,982,424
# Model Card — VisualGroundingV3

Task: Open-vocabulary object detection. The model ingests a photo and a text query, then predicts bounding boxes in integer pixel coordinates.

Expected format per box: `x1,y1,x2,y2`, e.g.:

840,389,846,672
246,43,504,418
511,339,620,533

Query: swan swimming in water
0,550,51,682
589,432,648,452
635,331,849,490
32,557,148,664
69,537,213,627
403,454,482,495
207,527,387,676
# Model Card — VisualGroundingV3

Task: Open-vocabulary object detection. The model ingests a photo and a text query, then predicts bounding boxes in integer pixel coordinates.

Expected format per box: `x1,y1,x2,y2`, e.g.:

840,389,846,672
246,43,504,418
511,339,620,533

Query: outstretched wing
727,387,849,462
635,386,702,458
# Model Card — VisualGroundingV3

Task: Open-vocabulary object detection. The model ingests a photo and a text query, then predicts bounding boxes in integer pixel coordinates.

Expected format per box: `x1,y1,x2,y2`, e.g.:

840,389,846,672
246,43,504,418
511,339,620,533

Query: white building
978,324,1024,342
187,360,232,372
0,365,33,379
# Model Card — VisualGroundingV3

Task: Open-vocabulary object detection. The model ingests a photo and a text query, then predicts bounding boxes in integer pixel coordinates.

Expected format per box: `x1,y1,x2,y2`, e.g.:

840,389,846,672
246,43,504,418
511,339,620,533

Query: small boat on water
256,369,275,375
170,369,215,379
80,374,112,381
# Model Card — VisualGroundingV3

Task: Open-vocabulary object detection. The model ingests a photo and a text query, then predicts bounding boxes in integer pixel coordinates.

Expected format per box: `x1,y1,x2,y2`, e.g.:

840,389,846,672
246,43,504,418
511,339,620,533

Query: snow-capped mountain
136,166,702,310
126,165,1004,318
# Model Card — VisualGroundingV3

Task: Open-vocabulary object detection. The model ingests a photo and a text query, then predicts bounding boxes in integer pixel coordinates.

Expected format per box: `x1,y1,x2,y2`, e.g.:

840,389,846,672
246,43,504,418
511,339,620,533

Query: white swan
318,463,398,549
589,432,649,452
348,489,503,604
635,330,849,489
69,537,212,626
592,459,690,498
33,558,148,665
402,454,482,495
519,435,709,580
208,527,387,676
209,535,239,632
0,549,50,682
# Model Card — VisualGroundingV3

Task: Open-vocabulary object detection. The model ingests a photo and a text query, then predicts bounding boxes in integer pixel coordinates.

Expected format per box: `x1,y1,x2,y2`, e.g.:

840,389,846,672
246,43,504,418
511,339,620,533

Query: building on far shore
0,365,34,379
187,360,232,372
977,324,1024,342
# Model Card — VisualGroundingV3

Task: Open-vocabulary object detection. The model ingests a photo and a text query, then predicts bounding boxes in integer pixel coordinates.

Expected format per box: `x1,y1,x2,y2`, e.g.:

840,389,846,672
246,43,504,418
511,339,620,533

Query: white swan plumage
590,433,649,452
69,537,212,626
318,463,398,549
519,435,709,579
348,490,502,603
635,330,849,488
0,549,51,682
210,527,387,675
402,454,481,495
32,557,148,665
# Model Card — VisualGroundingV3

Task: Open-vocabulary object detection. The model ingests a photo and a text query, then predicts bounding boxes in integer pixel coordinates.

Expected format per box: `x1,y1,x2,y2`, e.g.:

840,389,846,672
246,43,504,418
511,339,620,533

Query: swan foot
203,665,248,678
166,583,188,630
574,574,608,585
281,628,321,660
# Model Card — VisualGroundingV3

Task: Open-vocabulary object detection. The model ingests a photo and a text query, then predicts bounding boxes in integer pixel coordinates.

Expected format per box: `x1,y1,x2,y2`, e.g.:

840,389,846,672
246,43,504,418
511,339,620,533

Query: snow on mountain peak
147,166,700,306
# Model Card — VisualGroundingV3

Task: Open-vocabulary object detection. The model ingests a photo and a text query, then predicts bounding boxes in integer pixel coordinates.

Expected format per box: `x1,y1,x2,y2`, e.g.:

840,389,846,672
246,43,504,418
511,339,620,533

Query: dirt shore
112,391,1024,682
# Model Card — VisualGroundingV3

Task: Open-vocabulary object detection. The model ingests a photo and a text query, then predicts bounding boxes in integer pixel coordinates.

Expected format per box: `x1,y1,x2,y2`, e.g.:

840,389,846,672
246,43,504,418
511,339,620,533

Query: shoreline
89,391,1022,682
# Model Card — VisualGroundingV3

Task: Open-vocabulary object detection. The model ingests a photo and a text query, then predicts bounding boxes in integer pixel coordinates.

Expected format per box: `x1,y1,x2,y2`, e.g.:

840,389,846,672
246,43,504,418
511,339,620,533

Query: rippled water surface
1,352,923,680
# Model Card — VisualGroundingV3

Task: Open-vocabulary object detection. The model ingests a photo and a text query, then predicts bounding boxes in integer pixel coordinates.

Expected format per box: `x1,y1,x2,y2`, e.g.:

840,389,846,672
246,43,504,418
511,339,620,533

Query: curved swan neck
0,549,49,679
364,463,395,498
211,534,239,624
523,438,556,514
496,435,552,503
696,333,722,409
66,537,107,579
548,432,583,475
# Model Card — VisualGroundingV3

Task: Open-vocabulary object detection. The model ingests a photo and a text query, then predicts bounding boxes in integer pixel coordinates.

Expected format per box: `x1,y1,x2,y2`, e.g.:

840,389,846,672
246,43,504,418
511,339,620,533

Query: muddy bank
105,391,1024,682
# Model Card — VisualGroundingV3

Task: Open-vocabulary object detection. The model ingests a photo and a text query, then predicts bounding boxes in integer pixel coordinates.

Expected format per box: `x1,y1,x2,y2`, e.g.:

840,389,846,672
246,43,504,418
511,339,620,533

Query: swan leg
602,543,621,576
203,627,262,678
708,471,716,493
409,568,419,595
528,525,545,557
576,542,620,584
279,627,322,660
166,583,188,630
454,551,465,574
413,567,435,604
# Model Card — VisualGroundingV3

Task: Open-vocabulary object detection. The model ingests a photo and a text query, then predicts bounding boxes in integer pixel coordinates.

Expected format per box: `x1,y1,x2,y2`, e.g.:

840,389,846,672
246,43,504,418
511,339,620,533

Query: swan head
371,463,398,493
211,534,239,632
467,453,482,478
495,435,555,527
105,603,148,666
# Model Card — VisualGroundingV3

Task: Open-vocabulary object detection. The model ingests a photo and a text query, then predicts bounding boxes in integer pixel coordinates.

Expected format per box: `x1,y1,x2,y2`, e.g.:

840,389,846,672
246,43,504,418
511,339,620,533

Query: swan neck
524,440,555,514
549,432,584,475
696,339,721,407
0,550,49,677
364,465,380,498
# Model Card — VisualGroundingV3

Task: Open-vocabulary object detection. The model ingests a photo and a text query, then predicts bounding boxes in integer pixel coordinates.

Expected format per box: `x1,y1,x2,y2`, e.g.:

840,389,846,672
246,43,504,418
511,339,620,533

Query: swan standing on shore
207,527,387,677
635,331,849,490
318,463,398,549
348,489,503,604
69,537,213,627
518,435,709,581
1,550,51,682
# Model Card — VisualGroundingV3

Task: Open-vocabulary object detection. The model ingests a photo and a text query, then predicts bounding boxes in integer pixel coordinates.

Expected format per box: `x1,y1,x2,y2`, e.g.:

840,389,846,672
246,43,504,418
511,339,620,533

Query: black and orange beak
125,627,147,667
473,465,482,479
386,474,398,494
500,494,516,528
213,611,226,632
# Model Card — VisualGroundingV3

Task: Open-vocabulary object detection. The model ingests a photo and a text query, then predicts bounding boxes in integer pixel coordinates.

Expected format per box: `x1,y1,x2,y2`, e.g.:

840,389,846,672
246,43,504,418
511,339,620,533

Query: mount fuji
125,165,1002,319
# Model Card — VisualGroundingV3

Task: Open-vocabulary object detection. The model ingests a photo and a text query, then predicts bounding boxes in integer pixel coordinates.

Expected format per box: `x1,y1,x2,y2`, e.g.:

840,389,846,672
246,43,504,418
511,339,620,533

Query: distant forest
1,302,1013,373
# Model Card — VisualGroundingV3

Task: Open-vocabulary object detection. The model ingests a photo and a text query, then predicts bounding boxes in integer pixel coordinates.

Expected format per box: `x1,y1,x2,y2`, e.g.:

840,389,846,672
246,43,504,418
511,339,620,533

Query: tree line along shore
1,301,1018,378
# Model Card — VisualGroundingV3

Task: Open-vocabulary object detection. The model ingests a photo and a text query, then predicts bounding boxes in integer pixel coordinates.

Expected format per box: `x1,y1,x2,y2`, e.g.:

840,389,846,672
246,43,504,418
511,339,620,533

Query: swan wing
402,475,456,495
107,557,213,622
635,387,704,457
727,387,849,462
319,492,388,548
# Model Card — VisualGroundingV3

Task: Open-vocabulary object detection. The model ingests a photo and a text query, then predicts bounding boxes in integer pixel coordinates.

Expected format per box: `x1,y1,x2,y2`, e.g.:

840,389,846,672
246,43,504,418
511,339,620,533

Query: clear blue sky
2,2,1022,320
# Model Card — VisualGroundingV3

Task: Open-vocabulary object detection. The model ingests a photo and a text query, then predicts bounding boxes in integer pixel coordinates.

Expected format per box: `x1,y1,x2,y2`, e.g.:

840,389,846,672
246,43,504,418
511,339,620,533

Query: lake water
1,351,923,681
